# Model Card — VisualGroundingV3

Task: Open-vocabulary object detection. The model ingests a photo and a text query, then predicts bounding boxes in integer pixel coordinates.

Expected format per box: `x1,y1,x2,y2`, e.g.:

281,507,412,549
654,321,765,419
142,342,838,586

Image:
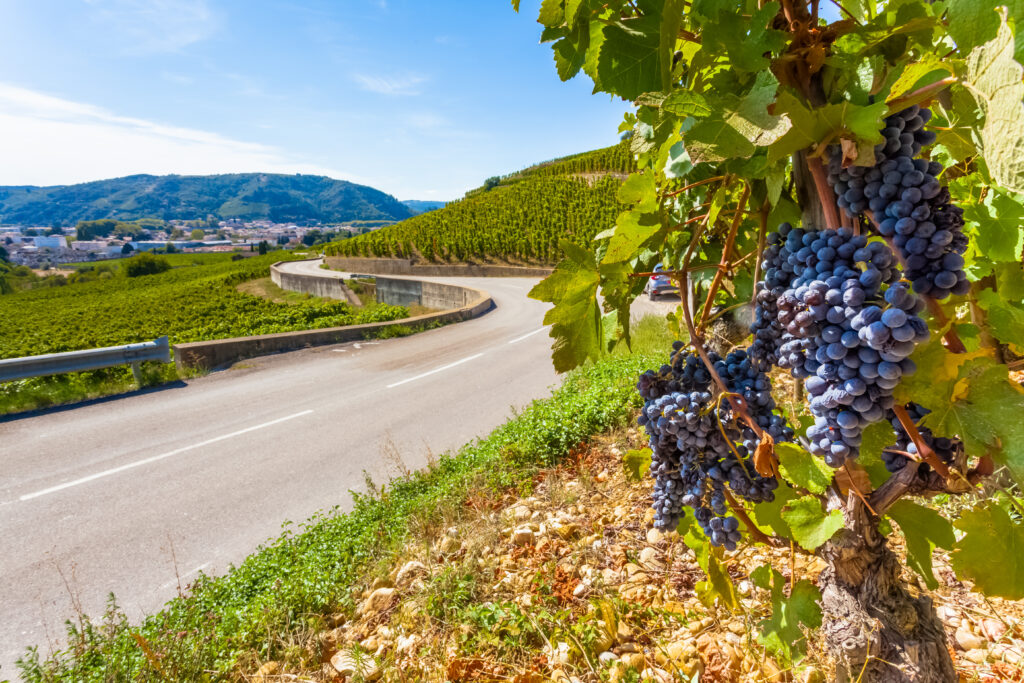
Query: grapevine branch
886,76,958,114
806,155,842,231
751,200,770,299
699,183,751,328
664,176,727,198
723,489,776,546
891,403,951,479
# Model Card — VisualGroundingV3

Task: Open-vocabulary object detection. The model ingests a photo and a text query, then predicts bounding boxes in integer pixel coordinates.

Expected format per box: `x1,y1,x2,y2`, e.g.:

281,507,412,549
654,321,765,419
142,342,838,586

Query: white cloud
84,0,219,53
0,83,361,187
352,73,427,96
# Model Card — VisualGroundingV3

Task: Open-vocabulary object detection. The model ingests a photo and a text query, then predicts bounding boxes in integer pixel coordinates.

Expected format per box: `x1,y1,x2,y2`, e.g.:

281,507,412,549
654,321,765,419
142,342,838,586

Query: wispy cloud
161,72,195,86
0,83,360,186
84,0,219,53
352,73,427,96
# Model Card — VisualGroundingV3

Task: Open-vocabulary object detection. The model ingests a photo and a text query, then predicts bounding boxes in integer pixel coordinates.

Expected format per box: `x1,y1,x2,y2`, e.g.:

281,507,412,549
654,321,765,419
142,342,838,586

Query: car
644,264,679,301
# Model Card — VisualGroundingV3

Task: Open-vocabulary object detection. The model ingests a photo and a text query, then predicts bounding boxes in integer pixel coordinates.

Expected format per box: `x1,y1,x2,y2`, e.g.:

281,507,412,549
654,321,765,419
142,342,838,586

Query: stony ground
247,426,1024,683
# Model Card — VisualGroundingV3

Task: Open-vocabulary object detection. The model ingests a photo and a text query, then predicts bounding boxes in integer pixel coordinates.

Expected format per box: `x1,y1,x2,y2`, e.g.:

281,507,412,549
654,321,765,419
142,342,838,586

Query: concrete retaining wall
326,256,552,278
174,269,492,371
271,264,361,306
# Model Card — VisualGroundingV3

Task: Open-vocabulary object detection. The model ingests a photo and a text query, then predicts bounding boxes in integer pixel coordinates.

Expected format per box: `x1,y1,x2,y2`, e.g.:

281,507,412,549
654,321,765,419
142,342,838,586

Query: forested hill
325,141,635,263
0,173,414,225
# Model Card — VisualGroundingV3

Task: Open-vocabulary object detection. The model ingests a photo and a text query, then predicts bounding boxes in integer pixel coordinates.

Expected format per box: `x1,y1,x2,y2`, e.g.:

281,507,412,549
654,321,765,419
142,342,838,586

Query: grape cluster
826,105,969,299
637,342,792,548
883,402,964,473
749,223,931,467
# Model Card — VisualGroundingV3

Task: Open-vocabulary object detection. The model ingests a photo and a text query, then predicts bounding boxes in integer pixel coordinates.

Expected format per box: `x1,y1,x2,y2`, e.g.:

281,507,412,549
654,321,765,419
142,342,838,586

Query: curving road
0,260,674,676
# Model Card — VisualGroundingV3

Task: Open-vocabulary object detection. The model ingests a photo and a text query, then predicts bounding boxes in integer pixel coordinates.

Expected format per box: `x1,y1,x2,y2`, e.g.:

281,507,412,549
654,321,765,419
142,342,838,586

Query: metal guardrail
0,337,171,385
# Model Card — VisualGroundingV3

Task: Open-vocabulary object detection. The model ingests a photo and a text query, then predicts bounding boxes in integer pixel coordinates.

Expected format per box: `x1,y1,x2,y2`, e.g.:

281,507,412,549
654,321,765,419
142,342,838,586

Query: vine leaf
750,565,822,665
781,496,844,550
961,12,1024,194
858,421,897,488
767,93,887,164
886,500,956,590
887,57,954,101
596,13,664,101
776,442,833,495
925,357,1024,489
951,499,1024,599
750,479,798,538
677,515,740,610
699,2,787,74
622,447,653,482
528,240,602,372
946,0,1024,64
962,189,1024,263
975,289,1024,354
603,208,662,264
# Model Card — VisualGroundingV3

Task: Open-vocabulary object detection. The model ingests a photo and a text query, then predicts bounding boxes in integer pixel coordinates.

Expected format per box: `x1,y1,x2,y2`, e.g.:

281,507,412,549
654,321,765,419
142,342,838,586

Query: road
0,261,675,677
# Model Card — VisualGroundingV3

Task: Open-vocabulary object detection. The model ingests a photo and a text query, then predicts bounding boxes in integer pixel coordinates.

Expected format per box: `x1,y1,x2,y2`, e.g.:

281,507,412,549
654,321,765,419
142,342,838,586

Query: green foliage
676,515,739,609
750,565,822,665
951,497,1024,599
780,496,845,551
776,442,834,495
122,253,171,278
622,447,653,482
18,352,655,680
0,254,406,361
886,500,956,590
0,173,412,225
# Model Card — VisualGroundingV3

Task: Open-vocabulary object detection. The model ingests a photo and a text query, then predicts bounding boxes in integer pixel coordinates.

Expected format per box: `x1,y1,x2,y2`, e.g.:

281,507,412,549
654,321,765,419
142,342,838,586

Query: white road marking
19,410,315,501
386,353,485,389
160,562,211,591
508,328,547,344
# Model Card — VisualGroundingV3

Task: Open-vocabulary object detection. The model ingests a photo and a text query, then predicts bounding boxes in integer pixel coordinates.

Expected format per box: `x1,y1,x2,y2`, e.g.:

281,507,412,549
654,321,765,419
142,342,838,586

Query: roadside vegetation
0,253,408,415
12,316,673,682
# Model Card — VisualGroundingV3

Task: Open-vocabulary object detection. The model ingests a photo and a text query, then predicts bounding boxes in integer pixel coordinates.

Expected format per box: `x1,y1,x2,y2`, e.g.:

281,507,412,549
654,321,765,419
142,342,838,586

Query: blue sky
0,1,629,200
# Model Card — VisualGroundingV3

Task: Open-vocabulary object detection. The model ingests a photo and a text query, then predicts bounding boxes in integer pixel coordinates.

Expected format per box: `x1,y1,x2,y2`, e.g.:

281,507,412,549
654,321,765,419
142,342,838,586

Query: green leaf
553,18,591,81
947,0,1024,63
858,421,897,488
995,262,1024,301
537,0,565,27
596,14,663,101
886,500,956,590
617,171,658,210
976,289,1024,353
776,442,834,495
926,357,1024,490
781,496,845,550
662,90,712,118
677,514,739,609
754,566,822,665
768,93,887,164
951,499,1024,599
604,208,663,264
528,240,603,372
750,478,798,539
961,12,1024,194
963,188,1024,264
887,57,954,100
659,0,684,91
700,2,787,74
623,447,653,482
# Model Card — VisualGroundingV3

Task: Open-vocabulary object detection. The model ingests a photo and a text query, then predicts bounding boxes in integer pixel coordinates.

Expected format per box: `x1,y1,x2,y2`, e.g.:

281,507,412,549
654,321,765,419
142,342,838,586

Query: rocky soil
248,427,1024,683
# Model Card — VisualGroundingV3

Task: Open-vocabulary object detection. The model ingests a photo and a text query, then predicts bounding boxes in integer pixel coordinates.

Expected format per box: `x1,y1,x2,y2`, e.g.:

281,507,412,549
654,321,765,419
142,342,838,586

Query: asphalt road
0,261,676,677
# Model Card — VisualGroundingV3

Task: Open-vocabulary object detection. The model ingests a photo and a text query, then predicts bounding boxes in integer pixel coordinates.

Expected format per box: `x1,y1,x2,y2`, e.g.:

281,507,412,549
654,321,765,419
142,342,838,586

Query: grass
14,316,675,682
236,276,334,305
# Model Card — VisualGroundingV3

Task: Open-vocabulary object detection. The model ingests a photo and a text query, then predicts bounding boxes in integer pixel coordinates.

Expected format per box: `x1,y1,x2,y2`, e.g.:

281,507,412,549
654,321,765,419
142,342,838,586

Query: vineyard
0,254,406,360
323,142,635,263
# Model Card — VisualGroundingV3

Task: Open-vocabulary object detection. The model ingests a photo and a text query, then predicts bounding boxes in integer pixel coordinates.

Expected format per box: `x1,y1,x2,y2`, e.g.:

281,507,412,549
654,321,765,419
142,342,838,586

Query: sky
0,1,630,201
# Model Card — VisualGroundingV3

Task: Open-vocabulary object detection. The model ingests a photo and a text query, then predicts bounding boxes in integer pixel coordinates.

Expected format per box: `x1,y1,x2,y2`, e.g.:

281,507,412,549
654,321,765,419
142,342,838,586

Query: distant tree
121,243,134,255
46,226,61,236
190,229,205,240
123,253,171,278
0,245,8,262
76,219,119,240
483,176,501,191
165,242,178,254
170,228,185,240
302,230,323,246
258,240,269,255
217,229,227,239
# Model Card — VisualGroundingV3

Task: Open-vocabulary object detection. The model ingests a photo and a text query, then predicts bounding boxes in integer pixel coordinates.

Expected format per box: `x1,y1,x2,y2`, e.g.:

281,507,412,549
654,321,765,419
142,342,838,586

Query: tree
258,240,269,255
521,2,1024,682
191,228,205,240
121,243,134,255
123,252,170,277
165,242,177,254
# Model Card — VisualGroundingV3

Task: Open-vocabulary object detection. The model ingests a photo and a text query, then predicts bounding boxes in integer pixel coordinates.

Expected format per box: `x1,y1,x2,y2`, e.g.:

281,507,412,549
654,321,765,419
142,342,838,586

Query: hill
325,141,636,264
402,200,447,214
0,173,414,226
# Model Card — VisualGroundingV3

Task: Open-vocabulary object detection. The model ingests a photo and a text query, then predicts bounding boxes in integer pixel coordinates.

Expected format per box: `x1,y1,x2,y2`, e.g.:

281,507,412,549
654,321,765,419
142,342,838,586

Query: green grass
13,322,672,682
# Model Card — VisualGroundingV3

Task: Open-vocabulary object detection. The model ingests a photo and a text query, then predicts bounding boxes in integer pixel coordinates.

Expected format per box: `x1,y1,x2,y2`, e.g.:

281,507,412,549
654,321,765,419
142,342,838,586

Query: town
0,218,375,267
